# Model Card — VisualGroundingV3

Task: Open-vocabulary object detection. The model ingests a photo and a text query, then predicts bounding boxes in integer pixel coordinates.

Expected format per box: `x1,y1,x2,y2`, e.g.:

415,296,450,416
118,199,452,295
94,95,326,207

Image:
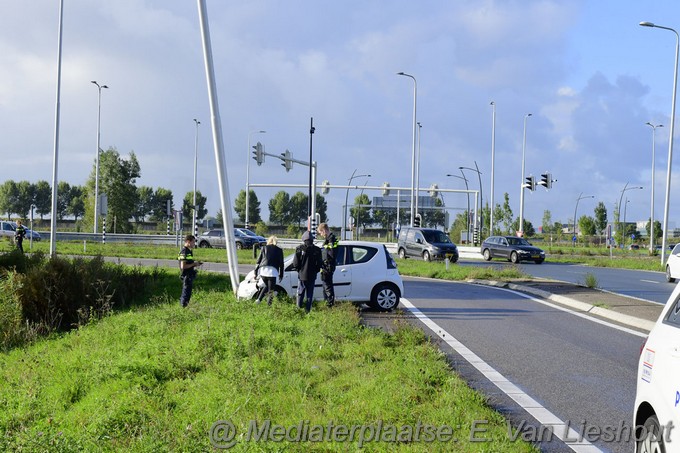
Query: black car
197,228,265,249
481,235,545,264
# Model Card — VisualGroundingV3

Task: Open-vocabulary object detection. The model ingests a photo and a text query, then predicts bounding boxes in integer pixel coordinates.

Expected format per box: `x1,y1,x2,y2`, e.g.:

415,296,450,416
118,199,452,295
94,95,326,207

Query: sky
2,0,680,234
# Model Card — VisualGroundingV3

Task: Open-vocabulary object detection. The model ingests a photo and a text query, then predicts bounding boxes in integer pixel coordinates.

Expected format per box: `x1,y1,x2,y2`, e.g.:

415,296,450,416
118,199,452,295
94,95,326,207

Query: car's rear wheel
666,265,675,283
369,283,400,311
636,414,665,453
198,241,211,248
483,249,492,261
510,251,519,264
422,250,431,262
235,242,243,250
398,248,406,259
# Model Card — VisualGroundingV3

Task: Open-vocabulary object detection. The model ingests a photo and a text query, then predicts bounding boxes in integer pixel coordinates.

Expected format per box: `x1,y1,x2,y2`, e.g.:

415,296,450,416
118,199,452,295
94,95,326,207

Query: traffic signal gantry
523,172,555,192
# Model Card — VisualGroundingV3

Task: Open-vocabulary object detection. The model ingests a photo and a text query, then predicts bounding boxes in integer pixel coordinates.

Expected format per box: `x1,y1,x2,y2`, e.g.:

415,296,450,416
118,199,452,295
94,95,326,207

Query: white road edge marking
401,297,602,453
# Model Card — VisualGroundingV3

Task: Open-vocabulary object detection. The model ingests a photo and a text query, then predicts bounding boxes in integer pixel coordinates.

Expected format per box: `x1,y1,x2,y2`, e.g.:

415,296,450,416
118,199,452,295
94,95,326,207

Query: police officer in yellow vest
317,223,338,307
178,234,202,307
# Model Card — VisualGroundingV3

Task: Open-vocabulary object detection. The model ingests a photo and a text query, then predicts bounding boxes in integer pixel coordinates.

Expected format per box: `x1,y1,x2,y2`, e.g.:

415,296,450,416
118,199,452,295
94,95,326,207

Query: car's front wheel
510,251,520,264
636,414,665,453
398,248,406,259
666,265,675,283
198,241,211,248
483,249,492,261
422,250,431,262
369,283,400,311
235,242,243,250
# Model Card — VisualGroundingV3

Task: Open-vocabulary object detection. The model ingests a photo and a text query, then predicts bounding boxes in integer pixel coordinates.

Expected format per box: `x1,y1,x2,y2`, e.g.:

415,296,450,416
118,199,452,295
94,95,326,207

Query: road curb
467,279,656,333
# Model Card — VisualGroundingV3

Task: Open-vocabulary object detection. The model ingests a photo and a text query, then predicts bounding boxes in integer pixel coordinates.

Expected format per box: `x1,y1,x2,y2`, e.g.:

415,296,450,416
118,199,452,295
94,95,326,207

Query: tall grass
0,286,536,452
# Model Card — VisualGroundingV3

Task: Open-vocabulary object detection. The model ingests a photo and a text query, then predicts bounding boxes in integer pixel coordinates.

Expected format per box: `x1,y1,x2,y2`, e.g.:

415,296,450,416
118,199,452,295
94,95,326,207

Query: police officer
15,220,26,253
317,222,338,307
178,234,202,307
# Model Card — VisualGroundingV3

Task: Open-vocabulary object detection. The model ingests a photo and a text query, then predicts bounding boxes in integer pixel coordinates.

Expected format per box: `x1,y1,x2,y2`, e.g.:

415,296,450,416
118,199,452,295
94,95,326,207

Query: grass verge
0,272,536,452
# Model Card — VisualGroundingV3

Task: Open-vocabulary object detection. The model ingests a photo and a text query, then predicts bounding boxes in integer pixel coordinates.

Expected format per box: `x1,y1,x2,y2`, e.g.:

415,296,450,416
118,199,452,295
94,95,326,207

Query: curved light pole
460,162,482,238
573,193,594,244
91,80,108,234
623,198,632,248
447,173,470,243
245,129,266,229
192,119,200,236
640,21,679,264
397,71,417,227
343,170,371,240
518,113,532,236
618,182,643,248
489,101,496,235
416,121,422,220
646,122,663,252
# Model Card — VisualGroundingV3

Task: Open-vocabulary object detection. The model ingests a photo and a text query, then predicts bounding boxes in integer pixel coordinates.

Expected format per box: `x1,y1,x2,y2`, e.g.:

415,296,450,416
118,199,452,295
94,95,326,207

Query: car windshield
506,237,530,246
238,229,258,237
423,230,452,243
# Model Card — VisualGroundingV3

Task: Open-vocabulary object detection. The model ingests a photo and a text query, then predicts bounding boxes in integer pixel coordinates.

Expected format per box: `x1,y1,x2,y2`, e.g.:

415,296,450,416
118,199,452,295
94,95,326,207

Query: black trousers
321,270,335,306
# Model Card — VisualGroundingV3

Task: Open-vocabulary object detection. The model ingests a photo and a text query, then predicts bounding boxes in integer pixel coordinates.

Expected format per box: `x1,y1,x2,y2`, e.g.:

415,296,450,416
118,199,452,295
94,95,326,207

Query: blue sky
1,0,680,232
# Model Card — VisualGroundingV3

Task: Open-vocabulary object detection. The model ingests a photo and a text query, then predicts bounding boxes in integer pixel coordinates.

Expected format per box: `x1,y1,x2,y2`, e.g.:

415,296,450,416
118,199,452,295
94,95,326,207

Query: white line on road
640,279,659,284
401,297,602,453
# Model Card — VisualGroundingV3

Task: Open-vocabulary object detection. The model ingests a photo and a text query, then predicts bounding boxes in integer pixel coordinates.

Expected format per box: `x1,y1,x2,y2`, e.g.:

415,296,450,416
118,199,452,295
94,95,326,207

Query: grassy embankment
0,262,537,452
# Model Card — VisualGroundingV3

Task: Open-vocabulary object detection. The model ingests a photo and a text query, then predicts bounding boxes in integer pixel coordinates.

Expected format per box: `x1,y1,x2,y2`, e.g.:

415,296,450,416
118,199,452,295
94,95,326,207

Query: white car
665,243,680,282
633,282,680,452
237,240,404,310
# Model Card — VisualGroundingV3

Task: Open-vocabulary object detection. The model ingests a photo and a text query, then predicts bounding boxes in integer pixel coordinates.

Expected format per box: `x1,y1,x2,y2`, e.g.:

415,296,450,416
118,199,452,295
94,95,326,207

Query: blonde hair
267,235,278,245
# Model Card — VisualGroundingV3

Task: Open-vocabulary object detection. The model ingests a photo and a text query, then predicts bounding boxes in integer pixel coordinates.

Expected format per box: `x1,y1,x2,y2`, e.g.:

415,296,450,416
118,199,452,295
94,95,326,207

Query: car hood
515,245,544,253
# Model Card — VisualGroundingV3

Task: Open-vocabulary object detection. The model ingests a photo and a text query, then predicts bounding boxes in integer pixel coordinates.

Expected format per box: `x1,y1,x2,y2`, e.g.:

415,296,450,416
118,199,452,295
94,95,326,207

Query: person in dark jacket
317,222,338,307
292,230,322,313
14,220,26,253
254,235,284,305
178,234,202,307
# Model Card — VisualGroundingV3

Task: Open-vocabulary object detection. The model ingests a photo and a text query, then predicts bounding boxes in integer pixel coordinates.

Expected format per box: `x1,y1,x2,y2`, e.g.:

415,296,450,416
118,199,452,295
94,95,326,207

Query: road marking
640,279,659,284
401,297,601,452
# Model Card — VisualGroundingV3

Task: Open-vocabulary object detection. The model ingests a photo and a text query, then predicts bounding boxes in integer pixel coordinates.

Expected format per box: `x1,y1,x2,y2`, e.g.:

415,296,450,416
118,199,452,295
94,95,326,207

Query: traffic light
321,179,330,194
523,175,536,191
252,141,264,166
429,183,439,197
538,172,552,189
280,150,293,172
382,182,391,197
414,213,422,228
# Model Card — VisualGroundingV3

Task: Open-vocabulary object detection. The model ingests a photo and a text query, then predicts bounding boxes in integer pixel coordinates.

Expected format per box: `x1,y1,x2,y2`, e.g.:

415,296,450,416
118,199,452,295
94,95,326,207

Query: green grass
396,259,529,281
0,271,536,452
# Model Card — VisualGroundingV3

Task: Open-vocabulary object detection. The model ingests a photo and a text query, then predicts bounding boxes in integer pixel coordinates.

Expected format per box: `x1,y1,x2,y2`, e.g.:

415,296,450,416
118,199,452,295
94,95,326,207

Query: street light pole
447,173,470,243
397,72,417,227
245,129,266,229
343,169,371,240
518,113,532,236
416,122,422,220
640,21,679,265
489,101,496,235
91,80,108,234
573,193,594,244
645,122,663,253
460,163,482,237
618,182,643,248
192,119,200,236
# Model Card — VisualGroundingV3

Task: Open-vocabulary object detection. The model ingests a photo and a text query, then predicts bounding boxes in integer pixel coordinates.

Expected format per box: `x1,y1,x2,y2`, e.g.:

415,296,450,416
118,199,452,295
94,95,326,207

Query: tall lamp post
489,101,497,235
460,162,482,237
343,170,371,240
416,121,422,219
640,21,679,264
245,129,266,229
618,182,643,248
91,80,108,234
397,71,417,227
192,119,200,236
518,113,532,236
447,172,470,243
573,193,594,244
646,122,663,252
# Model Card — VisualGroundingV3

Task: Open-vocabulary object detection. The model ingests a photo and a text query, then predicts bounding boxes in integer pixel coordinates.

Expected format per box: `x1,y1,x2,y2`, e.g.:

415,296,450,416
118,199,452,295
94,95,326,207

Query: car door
330,245,351,299
491,237,506,259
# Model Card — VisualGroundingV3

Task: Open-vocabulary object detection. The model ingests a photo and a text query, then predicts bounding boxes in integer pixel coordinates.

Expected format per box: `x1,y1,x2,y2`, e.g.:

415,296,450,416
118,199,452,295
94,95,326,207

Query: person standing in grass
254,235,284,305
292,230,322,313
178,234,202,307
14,220,26,253
317,222,338,307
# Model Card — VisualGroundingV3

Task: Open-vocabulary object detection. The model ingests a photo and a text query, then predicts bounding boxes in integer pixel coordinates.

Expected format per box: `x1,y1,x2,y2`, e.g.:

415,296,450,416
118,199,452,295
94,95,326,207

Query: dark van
397,227,459,262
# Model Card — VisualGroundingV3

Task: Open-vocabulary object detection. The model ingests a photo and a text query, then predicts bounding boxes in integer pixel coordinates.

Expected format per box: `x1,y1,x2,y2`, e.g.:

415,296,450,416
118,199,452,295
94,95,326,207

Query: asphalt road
458,259,672,305
401,277,644,453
